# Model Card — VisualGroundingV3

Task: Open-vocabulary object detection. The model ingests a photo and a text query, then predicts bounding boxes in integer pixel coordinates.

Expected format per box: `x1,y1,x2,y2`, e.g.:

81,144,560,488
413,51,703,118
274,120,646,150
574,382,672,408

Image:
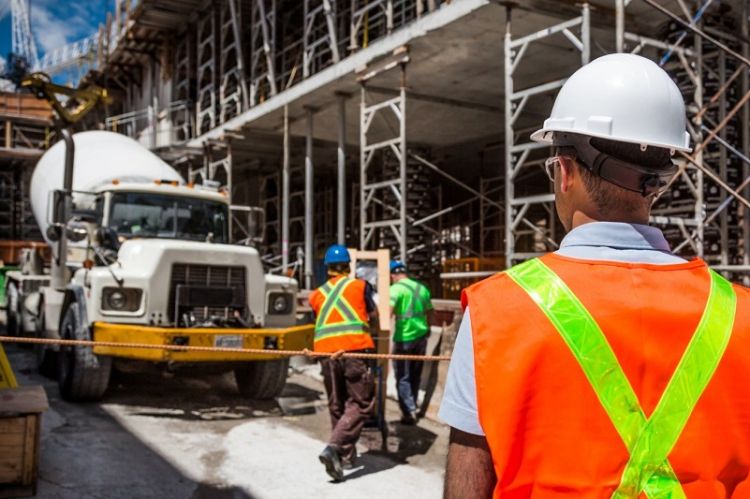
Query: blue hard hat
324,244,351,265
390,260,407,273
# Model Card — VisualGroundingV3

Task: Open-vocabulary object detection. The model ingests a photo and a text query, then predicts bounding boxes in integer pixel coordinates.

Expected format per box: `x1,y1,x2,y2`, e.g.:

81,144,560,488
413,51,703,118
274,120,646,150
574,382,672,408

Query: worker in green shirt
389,261,434,425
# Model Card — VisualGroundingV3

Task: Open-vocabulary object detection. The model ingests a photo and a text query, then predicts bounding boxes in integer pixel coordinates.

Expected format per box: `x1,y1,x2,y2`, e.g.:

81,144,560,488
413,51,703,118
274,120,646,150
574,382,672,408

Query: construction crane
8,0,97,81
20,72,110,126
10,0,39,69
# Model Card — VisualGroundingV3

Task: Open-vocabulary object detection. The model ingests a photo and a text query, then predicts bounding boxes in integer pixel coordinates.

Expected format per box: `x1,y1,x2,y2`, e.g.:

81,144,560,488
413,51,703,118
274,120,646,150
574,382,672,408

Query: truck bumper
92,323,314,362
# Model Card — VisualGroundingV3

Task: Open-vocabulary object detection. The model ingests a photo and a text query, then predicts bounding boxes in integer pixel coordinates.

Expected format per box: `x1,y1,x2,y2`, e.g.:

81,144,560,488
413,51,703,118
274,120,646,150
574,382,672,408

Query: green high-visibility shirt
390,277,433,342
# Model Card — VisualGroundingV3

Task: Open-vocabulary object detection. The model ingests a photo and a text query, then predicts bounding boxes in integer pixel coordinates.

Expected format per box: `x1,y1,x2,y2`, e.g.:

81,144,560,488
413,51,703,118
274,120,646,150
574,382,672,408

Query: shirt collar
559,222,672,252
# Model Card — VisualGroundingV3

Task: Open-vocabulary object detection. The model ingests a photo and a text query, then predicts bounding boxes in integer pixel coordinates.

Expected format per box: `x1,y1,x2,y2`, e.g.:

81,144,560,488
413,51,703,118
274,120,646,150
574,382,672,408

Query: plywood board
0,386,48,416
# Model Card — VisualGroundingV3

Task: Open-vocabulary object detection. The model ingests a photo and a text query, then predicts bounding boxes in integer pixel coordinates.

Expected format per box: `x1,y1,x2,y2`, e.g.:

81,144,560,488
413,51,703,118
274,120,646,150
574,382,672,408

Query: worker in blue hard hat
389,260,433,425
308,244,378,481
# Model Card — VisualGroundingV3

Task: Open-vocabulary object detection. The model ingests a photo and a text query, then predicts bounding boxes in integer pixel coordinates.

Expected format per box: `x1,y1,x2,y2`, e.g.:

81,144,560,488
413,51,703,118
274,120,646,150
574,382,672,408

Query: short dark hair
555,142,653,215
328,263,350,274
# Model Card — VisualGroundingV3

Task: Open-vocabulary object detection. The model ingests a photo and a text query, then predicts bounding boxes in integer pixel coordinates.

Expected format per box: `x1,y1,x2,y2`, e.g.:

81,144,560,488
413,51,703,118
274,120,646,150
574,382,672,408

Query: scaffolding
62,0,750,292
618,0,750,281
503,3,590,267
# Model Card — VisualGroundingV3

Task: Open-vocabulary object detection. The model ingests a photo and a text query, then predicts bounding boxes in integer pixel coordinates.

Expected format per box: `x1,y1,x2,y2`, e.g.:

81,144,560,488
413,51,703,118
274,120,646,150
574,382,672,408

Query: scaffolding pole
359,61,408,263
504,3,589,267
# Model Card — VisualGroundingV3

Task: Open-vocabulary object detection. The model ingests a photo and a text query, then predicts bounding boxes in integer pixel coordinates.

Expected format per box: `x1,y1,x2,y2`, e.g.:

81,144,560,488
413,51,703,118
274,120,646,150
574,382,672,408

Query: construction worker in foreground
440,53,750,498
309,244,377,482
389,260,433,425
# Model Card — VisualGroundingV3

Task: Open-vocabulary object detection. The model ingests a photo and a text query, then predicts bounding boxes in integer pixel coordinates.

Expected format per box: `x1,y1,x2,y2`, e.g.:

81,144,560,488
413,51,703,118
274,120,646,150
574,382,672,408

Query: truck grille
168,263,247,324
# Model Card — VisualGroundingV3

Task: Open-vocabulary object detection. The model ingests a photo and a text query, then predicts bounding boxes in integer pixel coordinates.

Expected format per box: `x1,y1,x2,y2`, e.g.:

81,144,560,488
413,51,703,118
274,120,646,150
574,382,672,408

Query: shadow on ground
191,483,260,499
103,368,325,421
4,344,264,499
344,421,439,481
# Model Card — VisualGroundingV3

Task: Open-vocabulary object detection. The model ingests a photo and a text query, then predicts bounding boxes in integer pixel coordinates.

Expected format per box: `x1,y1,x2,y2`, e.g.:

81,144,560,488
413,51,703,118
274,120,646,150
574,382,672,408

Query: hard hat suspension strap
556,133,678,197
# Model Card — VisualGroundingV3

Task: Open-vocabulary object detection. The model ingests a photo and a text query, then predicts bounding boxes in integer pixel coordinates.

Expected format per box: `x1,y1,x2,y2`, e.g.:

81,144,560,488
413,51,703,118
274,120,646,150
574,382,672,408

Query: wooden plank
0,386,49,416
0,419,25,434
0,453,22,483
21,416,36,485
0,432,25,447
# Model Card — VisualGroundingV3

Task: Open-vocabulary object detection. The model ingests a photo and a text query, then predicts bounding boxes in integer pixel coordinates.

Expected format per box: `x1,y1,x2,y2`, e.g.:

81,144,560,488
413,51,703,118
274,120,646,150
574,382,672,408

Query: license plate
214,335,243,348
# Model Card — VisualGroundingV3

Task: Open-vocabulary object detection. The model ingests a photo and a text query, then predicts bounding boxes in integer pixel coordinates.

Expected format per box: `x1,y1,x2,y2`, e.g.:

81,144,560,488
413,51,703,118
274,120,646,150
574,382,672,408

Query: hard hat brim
530,128,692,154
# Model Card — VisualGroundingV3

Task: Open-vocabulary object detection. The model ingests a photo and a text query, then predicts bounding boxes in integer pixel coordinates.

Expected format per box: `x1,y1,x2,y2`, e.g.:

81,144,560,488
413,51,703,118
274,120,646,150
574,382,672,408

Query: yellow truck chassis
93,323,313,362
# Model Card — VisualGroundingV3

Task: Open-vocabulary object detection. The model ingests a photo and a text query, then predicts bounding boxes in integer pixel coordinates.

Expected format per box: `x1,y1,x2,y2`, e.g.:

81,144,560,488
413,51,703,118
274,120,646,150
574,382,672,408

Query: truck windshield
109,192,229,243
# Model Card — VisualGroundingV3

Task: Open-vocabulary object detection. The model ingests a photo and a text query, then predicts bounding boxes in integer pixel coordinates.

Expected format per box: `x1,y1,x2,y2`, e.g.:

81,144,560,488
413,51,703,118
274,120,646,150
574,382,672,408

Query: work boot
400,410,418,425
341,449,358,470
318,445,344,482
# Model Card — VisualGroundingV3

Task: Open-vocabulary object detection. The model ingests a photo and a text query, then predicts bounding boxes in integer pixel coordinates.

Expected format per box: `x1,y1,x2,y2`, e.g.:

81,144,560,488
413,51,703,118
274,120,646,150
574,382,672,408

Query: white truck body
6,131,311,401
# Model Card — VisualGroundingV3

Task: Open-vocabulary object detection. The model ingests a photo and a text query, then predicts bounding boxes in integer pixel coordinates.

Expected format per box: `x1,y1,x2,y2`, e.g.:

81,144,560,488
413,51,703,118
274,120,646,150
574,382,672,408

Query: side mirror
231,205,265,246
65,222,89,243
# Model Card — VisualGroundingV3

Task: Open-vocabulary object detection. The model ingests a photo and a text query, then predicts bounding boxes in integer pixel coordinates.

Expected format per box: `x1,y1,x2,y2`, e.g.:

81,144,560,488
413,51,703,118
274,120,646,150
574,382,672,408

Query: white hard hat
531,53,691,152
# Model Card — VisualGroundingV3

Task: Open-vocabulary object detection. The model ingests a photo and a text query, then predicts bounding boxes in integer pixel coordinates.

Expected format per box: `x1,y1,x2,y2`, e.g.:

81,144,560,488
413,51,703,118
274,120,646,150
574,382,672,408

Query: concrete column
615,0,625,53
282,105,290,270
337,95,346,245
304,108,314,289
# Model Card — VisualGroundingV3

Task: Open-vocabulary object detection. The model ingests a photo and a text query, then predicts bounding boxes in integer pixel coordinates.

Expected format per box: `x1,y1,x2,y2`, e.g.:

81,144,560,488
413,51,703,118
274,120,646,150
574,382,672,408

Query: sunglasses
544,156,563,182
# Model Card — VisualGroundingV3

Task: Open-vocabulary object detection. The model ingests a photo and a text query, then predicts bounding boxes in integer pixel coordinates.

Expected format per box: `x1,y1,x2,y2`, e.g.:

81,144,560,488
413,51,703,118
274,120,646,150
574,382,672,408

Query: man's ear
558,156,575,194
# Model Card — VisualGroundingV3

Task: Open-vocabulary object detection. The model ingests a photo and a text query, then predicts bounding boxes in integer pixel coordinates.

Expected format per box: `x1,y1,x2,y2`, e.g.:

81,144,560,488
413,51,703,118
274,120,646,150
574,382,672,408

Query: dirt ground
3,339,448,499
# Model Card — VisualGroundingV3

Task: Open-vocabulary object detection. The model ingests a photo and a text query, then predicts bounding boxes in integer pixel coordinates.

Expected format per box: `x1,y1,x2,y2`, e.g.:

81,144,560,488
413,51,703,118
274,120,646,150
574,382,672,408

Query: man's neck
570,210,649,231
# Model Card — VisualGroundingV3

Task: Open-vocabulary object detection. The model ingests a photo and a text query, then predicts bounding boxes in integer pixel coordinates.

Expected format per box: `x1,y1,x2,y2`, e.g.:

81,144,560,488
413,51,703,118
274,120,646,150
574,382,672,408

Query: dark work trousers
392,336,428,416
320,356,375,461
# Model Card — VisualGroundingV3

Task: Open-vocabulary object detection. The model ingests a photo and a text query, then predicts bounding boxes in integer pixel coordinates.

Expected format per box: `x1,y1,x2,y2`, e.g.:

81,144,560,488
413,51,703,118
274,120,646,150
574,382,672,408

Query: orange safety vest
464,253,750,498
309,275,375,353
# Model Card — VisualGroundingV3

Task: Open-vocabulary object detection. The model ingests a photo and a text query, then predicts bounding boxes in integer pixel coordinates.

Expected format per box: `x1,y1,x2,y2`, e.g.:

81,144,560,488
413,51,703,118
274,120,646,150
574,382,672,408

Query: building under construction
4,0,750,293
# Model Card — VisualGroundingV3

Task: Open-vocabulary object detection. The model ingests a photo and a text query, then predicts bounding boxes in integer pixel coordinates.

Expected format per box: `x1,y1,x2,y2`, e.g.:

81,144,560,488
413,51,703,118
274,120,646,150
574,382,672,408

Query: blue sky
0,0,112,68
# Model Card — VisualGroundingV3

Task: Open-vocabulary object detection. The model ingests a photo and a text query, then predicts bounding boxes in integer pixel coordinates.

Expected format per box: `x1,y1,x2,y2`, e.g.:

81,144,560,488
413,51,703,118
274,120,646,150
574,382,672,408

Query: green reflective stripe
507,259,686,498
396,311,426,320
315,278,349,330
394,280,429,320
614,270,735,498
315,278,368,339
316,322,370,339
334,283,363,323
320,281,333,296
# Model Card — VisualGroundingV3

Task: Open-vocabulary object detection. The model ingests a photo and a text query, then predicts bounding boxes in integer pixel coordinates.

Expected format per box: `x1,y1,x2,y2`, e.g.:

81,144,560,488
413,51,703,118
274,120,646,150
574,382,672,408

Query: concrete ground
3,340,448,499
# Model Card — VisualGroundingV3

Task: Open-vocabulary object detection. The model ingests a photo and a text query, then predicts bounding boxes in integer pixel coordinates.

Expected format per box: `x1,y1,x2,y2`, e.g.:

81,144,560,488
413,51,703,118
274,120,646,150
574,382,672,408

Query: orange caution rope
0,336,451,362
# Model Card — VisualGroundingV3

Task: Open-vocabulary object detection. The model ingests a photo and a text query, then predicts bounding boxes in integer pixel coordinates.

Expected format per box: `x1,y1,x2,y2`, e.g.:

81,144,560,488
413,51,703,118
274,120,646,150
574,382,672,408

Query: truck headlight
102,287,143,312
268,292,292,314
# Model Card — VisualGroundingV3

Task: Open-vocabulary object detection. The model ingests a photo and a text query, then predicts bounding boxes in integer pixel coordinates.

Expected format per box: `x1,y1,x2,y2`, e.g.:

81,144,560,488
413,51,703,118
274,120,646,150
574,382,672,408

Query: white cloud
30,1,100,55
0,1,10,22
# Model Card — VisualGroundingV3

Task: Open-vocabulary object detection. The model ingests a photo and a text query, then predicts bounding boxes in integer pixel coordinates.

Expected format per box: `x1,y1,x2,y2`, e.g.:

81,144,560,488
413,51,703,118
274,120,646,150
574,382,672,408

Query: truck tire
234,358,290,400
57,304,111,401
34,304,57,379
5,281,21,337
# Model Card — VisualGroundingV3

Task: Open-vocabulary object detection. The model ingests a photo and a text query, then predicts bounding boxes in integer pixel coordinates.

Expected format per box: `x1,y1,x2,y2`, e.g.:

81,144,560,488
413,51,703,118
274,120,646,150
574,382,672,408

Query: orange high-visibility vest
309,275,375,353
464,253,750,498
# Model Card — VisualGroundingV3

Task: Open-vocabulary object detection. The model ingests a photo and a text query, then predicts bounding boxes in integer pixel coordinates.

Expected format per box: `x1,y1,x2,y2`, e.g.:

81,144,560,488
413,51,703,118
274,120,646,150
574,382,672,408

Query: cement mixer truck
5,131,312,401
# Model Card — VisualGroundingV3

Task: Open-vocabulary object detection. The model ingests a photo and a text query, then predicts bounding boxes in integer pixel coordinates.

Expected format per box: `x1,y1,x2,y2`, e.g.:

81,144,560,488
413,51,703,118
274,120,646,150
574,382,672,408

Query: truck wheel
34,304,57,379
57,304,111,401
5,281,21,337
234,358,290,400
